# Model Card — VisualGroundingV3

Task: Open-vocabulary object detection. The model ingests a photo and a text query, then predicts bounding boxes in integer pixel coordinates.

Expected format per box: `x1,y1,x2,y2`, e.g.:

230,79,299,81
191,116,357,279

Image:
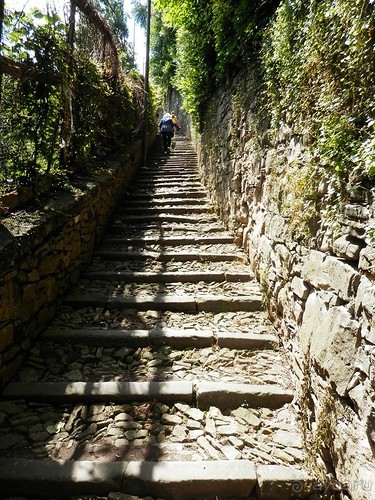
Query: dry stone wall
0,142,145,389
197,74,375,498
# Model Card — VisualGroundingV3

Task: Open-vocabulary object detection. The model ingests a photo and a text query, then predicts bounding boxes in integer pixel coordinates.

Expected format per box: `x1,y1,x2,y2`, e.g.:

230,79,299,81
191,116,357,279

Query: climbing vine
263,0,375,185
152,0,374,236
152,0,278,127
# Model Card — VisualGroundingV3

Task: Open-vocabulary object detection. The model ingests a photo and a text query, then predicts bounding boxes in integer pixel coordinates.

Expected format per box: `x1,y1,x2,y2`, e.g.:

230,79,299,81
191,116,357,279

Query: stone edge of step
1,381,294,409
40,327,279,350
93,250,243,262
81,271,253,283
0,458,317,498
63,293,263,313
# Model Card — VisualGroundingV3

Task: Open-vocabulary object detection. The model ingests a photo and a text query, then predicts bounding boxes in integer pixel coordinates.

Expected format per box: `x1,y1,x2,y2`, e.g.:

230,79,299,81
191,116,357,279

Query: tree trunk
0,0,4,102
60,0,76,168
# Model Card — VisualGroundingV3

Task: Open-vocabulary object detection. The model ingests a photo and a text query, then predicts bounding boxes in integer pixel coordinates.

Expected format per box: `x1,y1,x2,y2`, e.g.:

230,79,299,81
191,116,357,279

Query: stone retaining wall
0,141,146,389
197,74,375,498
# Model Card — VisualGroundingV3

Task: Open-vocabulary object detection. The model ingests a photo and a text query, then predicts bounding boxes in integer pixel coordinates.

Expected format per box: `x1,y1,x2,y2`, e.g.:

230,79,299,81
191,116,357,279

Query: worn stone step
40,327,279,349
138,169,198,176
102,235,234,245
63,293,263,313
126,191,208,200
117,206,212,215
134,180,203,188
114,214,216,224
16,462,313,498
107,222,225,234
1,380,193,404
123,197,209,206
2,381,293,408
136,173,201,180
93,249,244,262
195,382,294,410
133,190,208,198
0,139,311,499
0,459,262,498
81,270,252,283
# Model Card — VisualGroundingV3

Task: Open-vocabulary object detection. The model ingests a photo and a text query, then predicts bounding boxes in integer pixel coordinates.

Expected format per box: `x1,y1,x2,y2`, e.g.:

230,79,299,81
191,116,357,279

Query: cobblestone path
0,138,318,499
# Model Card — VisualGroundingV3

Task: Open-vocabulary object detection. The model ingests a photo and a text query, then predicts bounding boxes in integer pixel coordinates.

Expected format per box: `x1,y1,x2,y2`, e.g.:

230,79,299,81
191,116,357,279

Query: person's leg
167,132,172,150
161,132,168,152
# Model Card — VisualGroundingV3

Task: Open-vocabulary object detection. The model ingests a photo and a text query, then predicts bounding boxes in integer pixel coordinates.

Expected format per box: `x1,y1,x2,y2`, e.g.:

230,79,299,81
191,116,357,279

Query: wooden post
141,0,151,167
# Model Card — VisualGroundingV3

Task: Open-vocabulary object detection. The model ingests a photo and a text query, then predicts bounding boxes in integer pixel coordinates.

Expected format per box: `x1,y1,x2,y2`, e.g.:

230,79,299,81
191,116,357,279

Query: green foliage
153,0,217,126
132,0,148,30
152,0,373,199
150,10,177,104
1,9,66,185
0,4,146,193
152,0,278,128
99,0,129,46
262,0,375,186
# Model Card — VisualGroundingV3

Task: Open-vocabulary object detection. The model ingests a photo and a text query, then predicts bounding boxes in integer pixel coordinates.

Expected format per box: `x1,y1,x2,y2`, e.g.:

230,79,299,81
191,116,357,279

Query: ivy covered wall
153,0,375,496
153,0,374,217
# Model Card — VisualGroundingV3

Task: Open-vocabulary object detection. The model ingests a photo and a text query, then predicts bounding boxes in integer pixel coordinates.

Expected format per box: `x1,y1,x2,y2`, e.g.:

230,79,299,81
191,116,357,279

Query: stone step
0,459,312,499
93,249,244,262
102,235,234,245
40,327,279,349
2,380,293,408
132,189,208,197
0,459,317,498
136,173,201,179
134,180,203,187
0,459,251,497
126,191,208,199
138,169,198,175
114,214,217,224
81,270,252,283
0,140,312,499
117,205,212,215
123,197,209,206
107,222,225,234
63,293,263,313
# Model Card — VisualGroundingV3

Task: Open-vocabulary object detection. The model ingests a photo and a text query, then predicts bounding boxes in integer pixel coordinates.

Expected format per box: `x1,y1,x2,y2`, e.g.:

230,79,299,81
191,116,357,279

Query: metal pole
141,0,151,166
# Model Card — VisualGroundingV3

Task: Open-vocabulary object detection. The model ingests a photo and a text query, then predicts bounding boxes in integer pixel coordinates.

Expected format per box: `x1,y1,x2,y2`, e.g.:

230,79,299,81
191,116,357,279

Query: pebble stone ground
0,137,320,499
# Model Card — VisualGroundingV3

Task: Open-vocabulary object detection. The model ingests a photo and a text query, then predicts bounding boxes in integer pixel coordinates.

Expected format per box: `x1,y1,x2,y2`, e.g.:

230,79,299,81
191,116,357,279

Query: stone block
0,324,14,353
298,293,360,396
265,214,290,242
38,253,63,276
256,465,314,499
342,204,370,220
359,245,375,274
298,250,360,301
21,283,38,318
291,276,310,300
0,277,16,318
355,276,375,326
37,276,58,302
332,235,363,261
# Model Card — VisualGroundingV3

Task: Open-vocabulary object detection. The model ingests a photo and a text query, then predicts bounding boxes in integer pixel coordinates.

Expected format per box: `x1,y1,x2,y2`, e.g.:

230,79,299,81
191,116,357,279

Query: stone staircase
0,137,319,499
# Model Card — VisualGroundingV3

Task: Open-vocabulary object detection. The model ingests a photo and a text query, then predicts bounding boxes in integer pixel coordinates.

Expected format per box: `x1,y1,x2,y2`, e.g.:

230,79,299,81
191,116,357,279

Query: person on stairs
158,112,176,154
171,111,181,132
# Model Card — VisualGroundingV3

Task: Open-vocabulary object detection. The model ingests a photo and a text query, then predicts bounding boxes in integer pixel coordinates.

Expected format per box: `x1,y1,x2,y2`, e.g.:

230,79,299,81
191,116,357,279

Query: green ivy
1,9,66,184
262,0,375,185
1,6,148,192
152,0,279,127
